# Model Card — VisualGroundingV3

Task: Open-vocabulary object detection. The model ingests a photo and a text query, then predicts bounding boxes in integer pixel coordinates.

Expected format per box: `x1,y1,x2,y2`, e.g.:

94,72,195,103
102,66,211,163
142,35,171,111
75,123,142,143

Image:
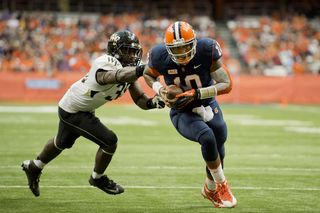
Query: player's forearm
100,67,140,84
199,65,232,99
143,74,156,88
115,65,145,83
134,93,150,110
116,67,138,83
143,67,158,88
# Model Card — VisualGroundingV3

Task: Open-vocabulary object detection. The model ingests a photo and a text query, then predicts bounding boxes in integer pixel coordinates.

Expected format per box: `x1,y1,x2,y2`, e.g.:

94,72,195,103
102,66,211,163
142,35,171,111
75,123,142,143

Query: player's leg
88,143,124,195
63,109,124,195
21,136,65,196
94,144,117,174
21,108,79,197
170,110,224,207
206,103,227,167
170,106,236,208
198,129,230,208
170,108,221,168
204,102,236,208
37,136,65,163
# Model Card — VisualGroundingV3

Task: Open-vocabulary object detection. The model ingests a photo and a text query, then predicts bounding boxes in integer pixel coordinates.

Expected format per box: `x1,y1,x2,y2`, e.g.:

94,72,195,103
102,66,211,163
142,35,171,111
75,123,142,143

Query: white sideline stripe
0,185,319,191
285,126,320,133
4,165,320,171
0,106,57,113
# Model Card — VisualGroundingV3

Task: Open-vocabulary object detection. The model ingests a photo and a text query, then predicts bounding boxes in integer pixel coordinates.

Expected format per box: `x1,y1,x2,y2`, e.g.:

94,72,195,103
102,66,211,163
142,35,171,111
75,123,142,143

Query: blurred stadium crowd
0,9,319,75
0,11,233,75
228,14,320,75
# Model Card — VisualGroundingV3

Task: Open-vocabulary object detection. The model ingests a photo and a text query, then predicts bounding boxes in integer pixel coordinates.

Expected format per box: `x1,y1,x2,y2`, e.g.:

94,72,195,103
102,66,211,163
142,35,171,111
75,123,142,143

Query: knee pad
199,131,218,161
106,130,118,146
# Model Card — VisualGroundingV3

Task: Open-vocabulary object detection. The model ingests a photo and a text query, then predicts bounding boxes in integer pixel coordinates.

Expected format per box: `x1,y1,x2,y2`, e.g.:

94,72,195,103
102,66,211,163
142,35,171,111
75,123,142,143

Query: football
165,85,184,100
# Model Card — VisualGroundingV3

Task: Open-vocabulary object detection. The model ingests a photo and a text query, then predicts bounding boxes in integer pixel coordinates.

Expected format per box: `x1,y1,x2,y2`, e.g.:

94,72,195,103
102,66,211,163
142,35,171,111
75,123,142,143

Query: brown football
165,85,184,100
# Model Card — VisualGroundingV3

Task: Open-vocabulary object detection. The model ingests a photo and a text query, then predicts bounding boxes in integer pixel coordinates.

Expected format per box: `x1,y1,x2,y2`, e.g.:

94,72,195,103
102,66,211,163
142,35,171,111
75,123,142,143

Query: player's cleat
216,180,237,208
89,175,124,195
201,182,225,208
21,160,42,197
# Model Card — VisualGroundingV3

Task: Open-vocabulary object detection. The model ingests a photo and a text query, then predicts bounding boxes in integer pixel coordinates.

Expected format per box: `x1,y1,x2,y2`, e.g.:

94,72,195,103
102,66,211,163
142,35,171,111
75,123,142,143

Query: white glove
192,105,214,122
150,94,165,109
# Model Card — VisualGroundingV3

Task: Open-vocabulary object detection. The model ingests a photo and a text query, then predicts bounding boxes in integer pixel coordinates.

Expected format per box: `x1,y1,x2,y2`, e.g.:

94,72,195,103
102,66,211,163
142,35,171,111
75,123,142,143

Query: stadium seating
0,10,319,75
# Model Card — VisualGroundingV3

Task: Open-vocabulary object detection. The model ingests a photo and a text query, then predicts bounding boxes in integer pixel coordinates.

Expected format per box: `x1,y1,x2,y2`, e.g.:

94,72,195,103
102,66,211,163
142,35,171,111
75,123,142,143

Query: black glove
146,94,165,109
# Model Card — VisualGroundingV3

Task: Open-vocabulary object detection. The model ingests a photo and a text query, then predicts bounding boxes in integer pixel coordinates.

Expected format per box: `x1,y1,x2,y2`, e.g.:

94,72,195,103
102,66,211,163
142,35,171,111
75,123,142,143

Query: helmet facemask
165,21,197,66
107,30,143,67
115,43,142,66
165,38,197,66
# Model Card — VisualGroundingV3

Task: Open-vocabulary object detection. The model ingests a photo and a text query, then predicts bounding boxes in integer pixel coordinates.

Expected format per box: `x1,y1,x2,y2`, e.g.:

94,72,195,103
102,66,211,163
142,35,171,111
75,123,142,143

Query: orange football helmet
164,21,197,65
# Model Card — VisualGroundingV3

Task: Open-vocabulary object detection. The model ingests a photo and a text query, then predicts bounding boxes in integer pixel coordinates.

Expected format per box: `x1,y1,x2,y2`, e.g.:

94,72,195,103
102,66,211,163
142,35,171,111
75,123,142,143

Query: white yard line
3,165,320,171
3,166,319,191
0,106,57,113
0,185,319,191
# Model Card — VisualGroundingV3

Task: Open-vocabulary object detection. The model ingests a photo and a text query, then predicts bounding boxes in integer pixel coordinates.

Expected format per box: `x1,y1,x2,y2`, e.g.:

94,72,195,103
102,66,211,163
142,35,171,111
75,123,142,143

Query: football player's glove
174,85,200,109
147,94,165,109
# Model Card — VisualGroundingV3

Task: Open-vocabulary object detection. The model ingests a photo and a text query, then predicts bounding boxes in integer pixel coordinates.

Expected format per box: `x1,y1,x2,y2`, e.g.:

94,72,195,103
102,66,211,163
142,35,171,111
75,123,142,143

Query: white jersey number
173,74,203,89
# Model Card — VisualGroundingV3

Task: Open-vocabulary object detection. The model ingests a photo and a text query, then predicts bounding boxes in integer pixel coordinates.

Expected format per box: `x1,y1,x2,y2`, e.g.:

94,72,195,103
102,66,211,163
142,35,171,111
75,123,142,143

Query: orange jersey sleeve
148,47,162,77
149,67,161,77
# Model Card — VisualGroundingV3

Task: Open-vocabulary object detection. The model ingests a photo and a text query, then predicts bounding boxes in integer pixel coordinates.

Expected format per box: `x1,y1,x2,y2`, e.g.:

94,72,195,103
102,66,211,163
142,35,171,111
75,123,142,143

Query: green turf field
1,104,319,212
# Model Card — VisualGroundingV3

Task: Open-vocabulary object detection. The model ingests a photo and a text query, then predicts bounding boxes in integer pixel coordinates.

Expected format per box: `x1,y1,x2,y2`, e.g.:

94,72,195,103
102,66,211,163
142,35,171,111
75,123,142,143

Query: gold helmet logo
110,34,120,44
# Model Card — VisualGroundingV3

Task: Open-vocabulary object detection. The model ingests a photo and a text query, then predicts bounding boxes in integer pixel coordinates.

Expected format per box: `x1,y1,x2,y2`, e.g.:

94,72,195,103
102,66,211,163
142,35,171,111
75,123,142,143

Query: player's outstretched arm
96,65,146,84
129,81,165,110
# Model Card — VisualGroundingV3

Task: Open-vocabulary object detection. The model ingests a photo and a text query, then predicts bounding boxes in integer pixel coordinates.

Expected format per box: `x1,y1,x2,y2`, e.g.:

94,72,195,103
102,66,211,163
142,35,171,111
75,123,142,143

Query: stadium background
1,0,320,104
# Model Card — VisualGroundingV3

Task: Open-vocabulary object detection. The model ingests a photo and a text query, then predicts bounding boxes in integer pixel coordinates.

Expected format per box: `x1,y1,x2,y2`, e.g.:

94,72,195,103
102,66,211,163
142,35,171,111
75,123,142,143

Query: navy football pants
170,101,227,167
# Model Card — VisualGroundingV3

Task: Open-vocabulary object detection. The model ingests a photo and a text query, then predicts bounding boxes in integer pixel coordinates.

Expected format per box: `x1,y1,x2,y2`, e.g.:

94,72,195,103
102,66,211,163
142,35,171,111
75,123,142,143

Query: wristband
199,86,217,99
152,82,164,94
135,65,145,77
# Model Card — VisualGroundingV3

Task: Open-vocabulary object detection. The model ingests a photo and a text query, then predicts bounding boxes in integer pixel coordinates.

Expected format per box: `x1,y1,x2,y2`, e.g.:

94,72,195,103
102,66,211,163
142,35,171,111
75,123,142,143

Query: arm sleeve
198,64,232,99
210,64,232,95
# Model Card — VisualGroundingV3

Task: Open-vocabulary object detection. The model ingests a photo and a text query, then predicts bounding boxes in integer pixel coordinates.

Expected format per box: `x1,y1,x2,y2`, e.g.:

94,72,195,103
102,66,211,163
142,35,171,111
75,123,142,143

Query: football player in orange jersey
144,21,237,208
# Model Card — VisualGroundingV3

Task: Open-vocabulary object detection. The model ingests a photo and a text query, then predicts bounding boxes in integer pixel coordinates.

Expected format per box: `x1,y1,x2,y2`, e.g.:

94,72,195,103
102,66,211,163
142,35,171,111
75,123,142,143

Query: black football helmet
107,30,143,66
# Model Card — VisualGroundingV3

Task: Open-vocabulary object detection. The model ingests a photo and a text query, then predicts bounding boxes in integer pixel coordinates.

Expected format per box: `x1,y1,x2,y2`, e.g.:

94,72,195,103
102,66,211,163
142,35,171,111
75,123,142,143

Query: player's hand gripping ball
164,84,200,109
165,85,184,101
163,85,184,108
